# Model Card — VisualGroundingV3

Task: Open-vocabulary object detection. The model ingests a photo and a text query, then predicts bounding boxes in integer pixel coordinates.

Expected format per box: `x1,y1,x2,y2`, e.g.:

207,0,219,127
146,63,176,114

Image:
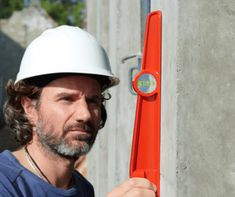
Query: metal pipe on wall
140,0,151,49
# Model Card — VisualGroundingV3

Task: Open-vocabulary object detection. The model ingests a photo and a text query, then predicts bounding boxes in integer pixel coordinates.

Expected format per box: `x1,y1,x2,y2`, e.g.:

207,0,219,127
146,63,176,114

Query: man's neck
13,142,76,189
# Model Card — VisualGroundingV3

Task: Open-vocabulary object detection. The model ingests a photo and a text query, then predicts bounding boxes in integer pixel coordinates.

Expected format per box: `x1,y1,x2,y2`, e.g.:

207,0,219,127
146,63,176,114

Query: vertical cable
140,0,151,49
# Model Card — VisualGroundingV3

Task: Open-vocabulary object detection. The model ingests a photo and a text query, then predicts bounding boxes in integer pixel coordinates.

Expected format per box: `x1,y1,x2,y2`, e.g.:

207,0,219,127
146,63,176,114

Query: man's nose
74,98,92,122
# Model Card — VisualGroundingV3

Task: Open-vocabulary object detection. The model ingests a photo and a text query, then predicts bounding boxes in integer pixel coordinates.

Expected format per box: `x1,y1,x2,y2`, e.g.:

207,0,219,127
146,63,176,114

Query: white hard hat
15,25,119,90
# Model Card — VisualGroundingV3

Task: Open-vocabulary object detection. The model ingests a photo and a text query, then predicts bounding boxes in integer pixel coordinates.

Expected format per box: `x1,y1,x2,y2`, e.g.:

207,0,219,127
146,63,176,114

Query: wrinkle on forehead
42,76,101,96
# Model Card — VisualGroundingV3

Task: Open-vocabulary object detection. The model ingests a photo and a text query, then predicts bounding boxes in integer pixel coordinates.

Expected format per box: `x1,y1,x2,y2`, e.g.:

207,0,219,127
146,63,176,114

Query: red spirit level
130,11,162,197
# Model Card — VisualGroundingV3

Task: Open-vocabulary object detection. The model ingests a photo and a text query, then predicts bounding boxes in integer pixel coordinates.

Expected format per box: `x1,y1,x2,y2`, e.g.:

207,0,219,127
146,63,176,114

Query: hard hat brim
19,72,119,92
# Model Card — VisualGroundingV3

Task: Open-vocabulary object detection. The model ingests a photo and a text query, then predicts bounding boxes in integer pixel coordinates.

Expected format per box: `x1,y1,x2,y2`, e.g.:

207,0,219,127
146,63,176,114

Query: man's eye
61,96,74,102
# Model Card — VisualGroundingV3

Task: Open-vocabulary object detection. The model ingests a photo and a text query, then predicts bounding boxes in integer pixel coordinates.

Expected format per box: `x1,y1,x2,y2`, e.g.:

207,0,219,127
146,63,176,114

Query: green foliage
0,0,85,27
0,0,23,19
41,0,85,27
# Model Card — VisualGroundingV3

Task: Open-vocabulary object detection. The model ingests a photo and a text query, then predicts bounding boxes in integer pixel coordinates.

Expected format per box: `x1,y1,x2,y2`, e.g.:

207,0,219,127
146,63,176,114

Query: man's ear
99,104,107,129
21,96,38,126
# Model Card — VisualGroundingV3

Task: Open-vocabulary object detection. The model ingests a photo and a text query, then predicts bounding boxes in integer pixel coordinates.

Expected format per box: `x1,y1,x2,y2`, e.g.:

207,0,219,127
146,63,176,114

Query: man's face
32,76,102,159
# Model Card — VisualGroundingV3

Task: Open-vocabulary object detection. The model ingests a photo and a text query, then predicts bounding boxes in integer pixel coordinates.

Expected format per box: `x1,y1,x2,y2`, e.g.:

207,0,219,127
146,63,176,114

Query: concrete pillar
152,1,178,196
154,0,235,196
87,0,141,196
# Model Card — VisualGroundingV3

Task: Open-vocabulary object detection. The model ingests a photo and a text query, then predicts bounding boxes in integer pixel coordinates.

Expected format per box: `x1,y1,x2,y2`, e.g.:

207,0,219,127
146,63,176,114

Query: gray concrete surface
155,0,235,196
87,0,141,196
176,1,235,197
152,1,178,196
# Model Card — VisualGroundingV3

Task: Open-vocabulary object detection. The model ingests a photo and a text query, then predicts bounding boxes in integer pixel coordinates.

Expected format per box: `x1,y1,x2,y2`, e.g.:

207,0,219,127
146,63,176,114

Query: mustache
64,122,94,133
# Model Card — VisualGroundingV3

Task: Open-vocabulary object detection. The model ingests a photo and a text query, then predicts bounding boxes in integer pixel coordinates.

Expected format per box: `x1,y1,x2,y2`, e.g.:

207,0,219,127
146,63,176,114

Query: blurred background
1,0,235,197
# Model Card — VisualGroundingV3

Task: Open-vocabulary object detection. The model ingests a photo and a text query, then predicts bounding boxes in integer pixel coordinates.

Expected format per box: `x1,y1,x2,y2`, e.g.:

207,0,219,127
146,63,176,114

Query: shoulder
0,161,22,196
73,170,93,187
0,150,23,182
73,170,94,195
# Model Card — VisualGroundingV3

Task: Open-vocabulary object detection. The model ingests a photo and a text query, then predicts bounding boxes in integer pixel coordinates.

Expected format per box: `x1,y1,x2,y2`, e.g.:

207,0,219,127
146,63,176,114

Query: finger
125,178,156,192
125,188,156,197
106,178,157,197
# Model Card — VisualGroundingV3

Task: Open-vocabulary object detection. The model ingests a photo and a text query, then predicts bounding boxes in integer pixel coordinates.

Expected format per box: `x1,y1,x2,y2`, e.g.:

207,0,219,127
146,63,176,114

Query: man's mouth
65,123,93,133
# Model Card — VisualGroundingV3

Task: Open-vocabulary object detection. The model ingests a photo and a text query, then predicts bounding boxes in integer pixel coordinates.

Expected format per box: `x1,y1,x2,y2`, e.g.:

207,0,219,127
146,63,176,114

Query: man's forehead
48,75,100,84
25,73,106,91
42,76,102,95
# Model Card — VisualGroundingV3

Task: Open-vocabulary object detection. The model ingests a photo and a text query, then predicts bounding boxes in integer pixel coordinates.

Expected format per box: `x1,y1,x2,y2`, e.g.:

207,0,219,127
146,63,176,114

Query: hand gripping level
130,11,162,197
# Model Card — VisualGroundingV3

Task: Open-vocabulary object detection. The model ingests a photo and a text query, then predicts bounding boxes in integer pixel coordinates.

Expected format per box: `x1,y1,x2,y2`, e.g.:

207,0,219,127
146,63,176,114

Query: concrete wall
87,0,235,197
154,1,235,196
86,0,141,196
152,1,178,196
175,1,235,197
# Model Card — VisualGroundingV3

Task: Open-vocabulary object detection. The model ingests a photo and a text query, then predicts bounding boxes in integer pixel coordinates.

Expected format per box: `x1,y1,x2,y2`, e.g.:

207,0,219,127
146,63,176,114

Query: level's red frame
130,11,162,197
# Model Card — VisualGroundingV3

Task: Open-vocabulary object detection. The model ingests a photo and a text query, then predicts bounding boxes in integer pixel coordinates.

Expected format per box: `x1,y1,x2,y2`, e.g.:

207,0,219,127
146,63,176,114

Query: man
0,26,156,196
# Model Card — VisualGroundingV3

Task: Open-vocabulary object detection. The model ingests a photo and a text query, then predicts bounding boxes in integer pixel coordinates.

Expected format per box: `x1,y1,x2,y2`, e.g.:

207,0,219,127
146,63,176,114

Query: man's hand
106,177,157,197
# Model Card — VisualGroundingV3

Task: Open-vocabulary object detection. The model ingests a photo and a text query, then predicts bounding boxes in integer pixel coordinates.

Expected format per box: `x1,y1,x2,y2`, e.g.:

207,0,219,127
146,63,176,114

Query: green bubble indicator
137,73,157,94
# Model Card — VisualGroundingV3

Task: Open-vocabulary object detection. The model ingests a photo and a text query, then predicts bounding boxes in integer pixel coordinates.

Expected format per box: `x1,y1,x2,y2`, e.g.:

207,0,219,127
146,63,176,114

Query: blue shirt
0,150,94,197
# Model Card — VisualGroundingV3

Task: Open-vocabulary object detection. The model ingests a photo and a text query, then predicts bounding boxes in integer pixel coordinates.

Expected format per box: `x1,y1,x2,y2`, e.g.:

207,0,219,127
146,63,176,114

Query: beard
35,120,98,159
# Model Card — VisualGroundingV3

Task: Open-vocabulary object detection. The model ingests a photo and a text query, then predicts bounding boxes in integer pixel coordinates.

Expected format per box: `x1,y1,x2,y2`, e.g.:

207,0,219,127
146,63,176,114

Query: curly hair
3,80,42,145
3,78,109,145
